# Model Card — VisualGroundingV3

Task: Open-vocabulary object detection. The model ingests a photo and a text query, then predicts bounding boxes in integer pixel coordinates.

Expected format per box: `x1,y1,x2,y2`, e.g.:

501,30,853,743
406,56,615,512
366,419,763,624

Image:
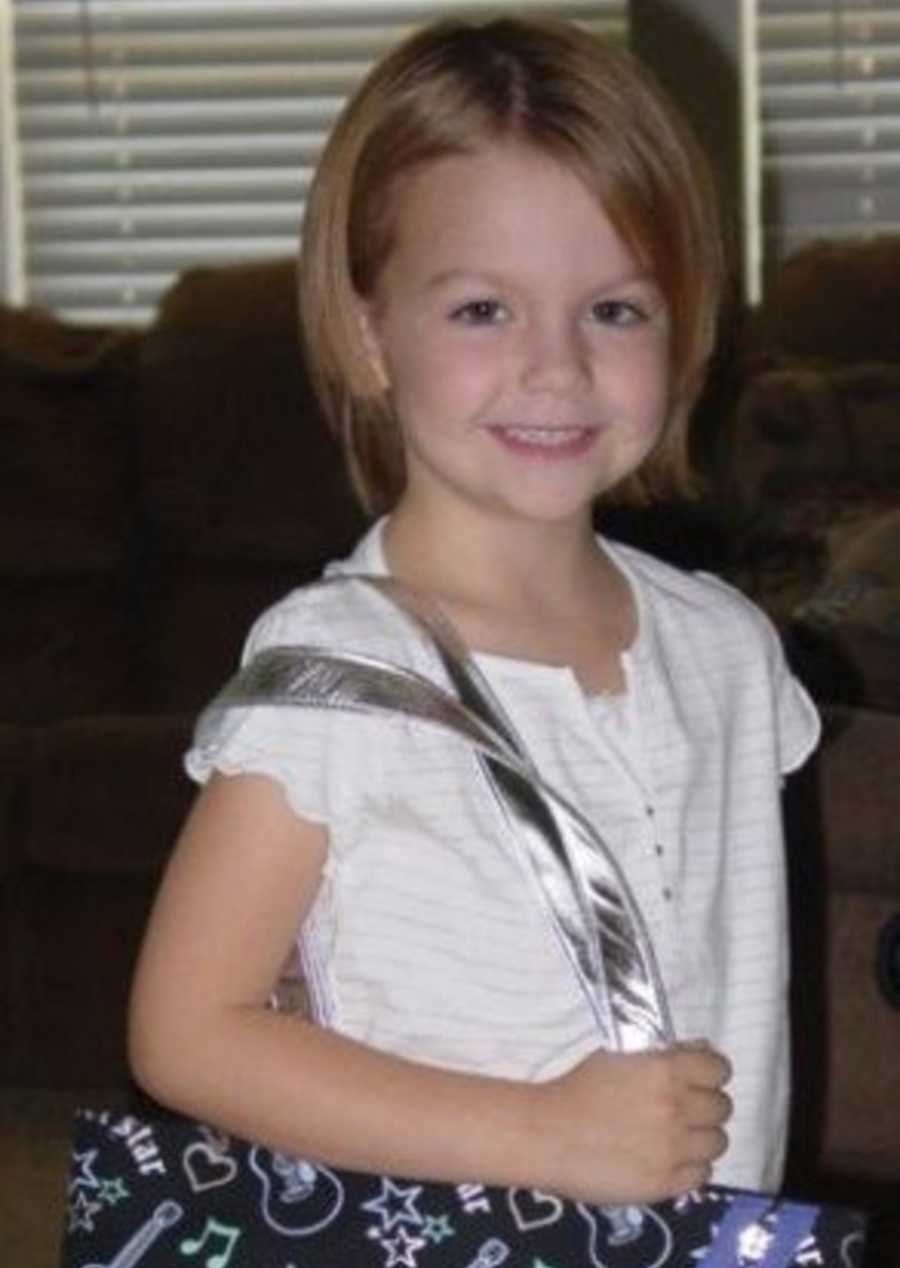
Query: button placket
642,802,672,902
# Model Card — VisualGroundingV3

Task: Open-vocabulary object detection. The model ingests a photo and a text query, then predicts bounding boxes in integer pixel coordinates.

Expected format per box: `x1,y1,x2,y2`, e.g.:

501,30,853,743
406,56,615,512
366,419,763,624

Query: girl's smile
484,424,600,460
358,141,673,532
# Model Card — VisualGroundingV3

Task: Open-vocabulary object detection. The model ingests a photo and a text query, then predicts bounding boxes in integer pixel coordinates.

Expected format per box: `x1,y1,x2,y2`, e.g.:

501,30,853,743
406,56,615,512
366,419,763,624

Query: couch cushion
139,259,365,565
26,715,193,873
795,511,900,636
726,362,900,672
822,891,900,1172
817,710,900,1179
815,708,900,892
139,561,307,712
0,305,140,577
0,724,29,879
745,237,900,368
1,579,143,724
728,239,900,672
791,515,900,712
784,707,900,1198
8,868,158,1086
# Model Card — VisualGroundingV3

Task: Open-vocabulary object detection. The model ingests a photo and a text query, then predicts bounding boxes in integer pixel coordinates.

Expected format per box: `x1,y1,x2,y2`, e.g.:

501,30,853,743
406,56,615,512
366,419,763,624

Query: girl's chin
478,483,607,528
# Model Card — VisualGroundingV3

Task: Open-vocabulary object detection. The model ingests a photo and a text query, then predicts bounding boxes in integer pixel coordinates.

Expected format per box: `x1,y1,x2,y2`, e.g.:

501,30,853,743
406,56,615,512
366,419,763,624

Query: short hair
299,15,727,516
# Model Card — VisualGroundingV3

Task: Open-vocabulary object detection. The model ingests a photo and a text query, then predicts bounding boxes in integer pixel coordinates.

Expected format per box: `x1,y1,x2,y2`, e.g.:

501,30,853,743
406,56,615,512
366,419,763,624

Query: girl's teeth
503,426,583,445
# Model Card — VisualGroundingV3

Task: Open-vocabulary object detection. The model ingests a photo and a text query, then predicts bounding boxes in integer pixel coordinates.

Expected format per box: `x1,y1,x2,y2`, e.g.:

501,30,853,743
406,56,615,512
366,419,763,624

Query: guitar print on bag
576,1200,673,1268
81,1200,184,1268
248,1145,345,1236
59,1107,868,1268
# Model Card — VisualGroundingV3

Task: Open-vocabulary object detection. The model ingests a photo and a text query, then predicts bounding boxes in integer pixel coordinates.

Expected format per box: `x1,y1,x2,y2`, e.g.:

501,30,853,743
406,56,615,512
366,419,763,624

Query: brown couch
725,237,900,715
0,259,365,1090
2,255,898,1258
719,238,900,1262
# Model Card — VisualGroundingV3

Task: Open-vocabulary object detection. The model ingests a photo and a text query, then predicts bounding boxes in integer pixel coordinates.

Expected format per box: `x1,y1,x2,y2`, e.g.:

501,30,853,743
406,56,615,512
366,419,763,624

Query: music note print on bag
179,1217,241,1268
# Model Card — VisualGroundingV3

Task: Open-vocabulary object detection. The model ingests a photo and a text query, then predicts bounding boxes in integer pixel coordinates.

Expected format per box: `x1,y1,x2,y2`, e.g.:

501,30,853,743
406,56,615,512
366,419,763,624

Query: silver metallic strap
194,575,673,1053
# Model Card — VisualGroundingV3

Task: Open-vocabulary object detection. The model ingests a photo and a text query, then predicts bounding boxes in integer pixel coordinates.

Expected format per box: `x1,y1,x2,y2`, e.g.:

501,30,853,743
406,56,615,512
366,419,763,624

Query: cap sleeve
764,612,821,776
183,599,335,826
694,565,821,778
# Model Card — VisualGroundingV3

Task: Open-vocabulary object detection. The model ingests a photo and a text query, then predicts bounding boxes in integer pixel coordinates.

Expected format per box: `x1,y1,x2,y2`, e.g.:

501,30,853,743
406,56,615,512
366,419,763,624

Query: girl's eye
451,299,507,325
591,299,646,327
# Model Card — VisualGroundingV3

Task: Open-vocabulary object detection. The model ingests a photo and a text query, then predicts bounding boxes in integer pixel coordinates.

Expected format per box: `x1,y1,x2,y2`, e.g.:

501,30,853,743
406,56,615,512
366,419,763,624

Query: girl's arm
128,772,730,1205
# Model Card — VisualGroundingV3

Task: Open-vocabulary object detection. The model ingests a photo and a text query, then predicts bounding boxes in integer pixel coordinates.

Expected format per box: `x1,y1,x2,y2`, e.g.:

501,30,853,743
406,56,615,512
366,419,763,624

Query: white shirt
186,519,819,1192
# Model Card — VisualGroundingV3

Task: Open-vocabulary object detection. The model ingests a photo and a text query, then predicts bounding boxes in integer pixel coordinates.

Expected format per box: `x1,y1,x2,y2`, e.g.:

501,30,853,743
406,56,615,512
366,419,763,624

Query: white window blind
11,0,626,325
758,0,900,281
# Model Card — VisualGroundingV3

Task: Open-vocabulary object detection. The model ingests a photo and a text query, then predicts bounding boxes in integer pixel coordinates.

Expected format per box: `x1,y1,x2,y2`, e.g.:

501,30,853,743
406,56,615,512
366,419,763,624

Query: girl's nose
520,319,588,394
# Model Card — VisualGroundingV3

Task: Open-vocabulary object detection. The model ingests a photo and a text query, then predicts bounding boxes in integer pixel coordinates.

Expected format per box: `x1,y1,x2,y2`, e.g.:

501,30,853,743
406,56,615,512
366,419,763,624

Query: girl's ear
355,301,391,395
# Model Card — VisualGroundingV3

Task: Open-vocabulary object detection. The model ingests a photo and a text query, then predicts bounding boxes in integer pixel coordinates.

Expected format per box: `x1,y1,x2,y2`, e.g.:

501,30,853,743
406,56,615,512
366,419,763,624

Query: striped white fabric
186,519,820,1193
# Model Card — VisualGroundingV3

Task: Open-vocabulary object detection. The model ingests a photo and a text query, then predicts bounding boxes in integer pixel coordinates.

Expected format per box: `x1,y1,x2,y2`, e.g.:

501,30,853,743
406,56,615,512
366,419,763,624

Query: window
758,0,900,283
8,0,626,324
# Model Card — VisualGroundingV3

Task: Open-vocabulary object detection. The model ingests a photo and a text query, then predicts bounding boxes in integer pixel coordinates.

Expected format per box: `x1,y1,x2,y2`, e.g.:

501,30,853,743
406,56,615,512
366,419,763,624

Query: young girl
128,15,819,1211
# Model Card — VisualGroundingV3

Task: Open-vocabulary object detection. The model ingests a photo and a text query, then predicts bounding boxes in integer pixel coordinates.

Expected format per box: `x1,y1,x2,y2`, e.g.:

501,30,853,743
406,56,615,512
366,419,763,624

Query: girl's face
359,141,673,533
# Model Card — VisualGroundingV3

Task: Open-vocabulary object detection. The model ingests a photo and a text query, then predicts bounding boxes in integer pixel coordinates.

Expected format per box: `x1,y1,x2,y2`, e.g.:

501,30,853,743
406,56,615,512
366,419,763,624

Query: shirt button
654,844,664,857
662,886,673,901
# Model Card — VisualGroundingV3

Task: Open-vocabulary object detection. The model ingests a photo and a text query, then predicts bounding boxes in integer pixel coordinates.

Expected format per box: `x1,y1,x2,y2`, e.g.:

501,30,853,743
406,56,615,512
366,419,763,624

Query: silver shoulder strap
194,575,673,1053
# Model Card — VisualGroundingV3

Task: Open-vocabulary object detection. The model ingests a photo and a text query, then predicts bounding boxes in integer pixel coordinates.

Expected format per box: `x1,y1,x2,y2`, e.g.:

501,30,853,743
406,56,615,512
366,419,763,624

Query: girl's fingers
686,1087,732,1128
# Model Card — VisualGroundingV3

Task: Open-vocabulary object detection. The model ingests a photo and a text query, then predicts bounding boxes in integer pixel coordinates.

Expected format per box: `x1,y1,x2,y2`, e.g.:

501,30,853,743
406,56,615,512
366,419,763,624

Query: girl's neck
383,499,598,611
381,500,636,692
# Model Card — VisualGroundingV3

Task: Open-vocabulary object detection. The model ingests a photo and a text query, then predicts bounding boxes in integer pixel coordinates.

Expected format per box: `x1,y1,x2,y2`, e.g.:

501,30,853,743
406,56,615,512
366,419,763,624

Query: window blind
758,0,900,281
11,0,626,325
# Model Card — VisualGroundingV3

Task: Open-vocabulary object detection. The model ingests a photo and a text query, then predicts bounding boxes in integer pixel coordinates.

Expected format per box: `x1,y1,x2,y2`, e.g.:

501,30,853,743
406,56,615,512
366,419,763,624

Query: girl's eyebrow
590,271,662,292
424,268,503,290
424,267,662,293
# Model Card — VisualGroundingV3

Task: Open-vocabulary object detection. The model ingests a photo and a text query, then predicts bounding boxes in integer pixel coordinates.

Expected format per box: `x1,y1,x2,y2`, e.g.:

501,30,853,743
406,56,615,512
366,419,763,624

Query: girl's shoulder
241,575,440,679
603,537,796,687
241,517,424,660
608,539,820,770
605,537,776,639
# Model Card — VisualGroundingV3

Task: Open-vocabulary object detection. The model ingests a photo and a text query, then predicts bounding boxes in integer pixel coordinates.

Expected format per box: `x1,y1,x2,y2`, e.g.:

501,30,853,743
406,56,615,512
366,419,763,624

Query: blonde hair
299,15,726,515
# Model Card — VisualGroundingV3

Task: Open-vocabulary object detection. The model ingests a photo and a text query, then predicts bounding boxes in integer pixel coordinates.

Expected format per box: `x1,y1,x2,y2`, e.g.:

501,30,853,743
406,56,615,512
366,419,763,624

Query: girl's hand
535,1042,732,1205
